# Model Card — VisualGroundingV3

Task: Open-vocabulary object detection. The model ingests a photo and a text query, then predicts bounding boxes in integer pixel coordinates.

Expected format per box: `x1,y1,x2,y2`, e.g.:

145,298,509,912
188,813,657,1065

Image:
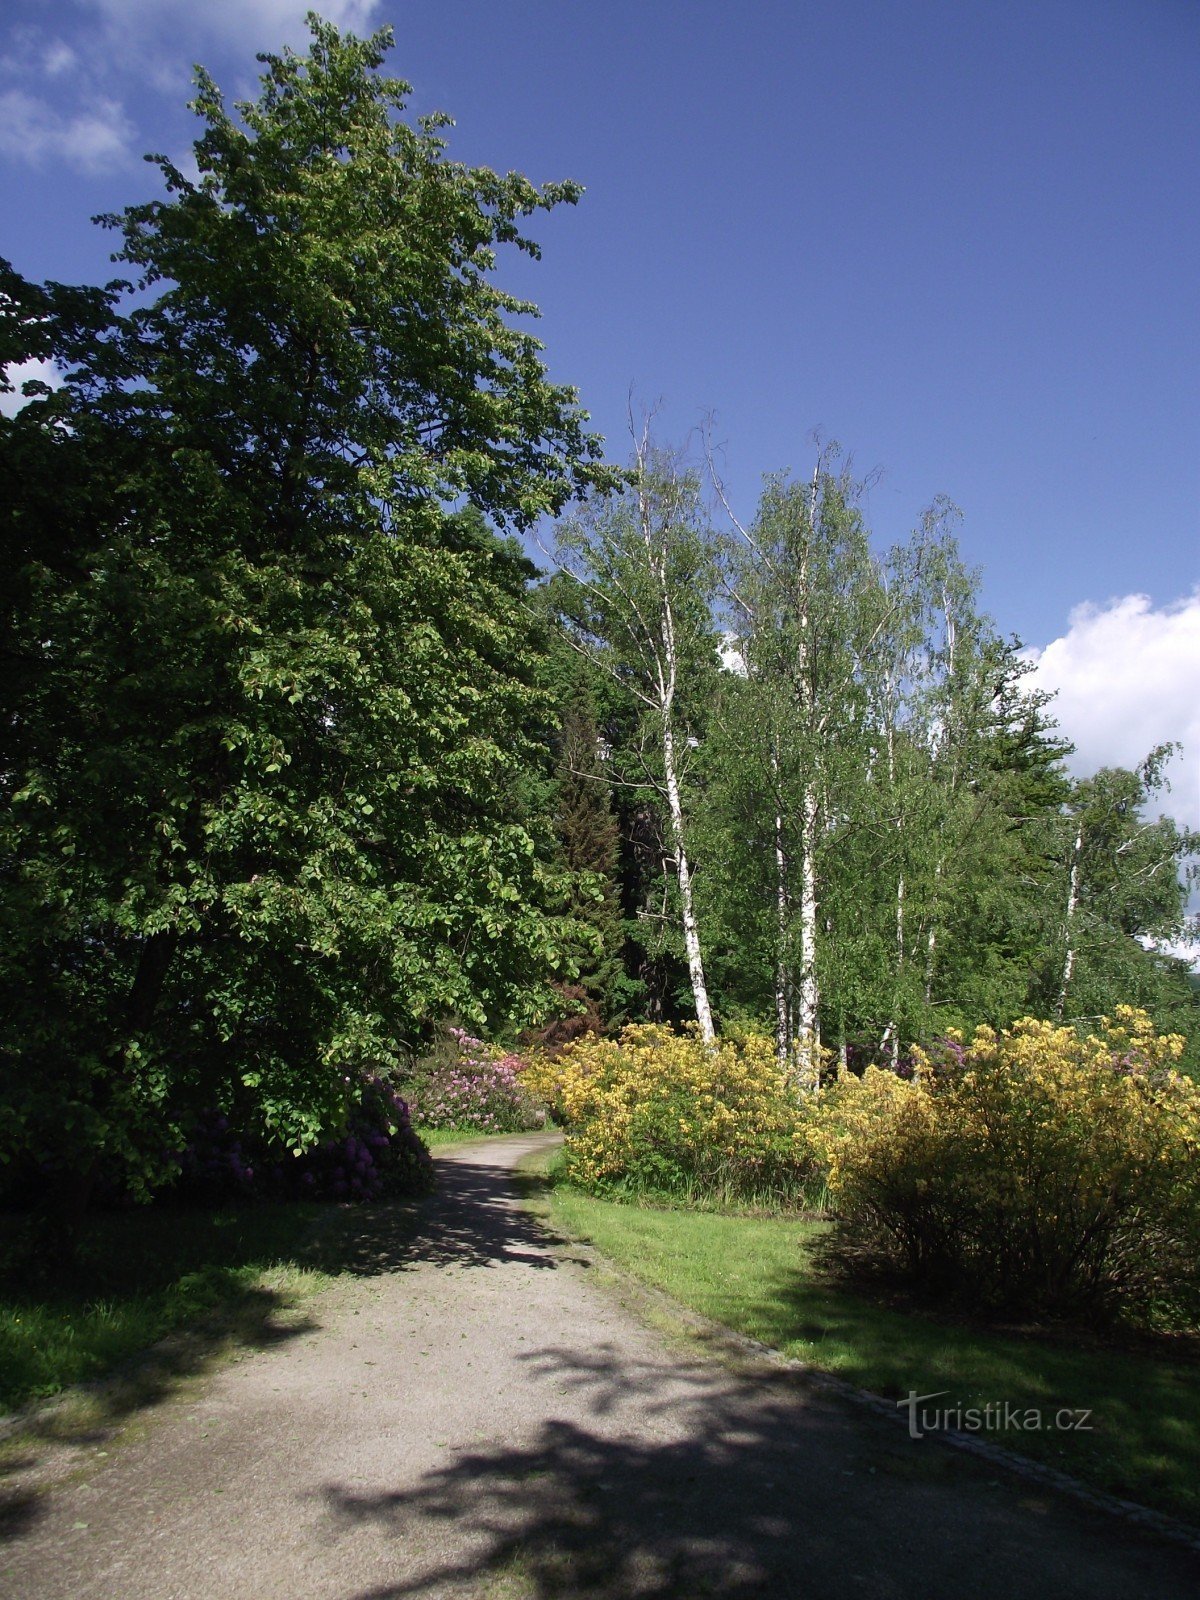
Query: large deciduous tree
0,18,617,1207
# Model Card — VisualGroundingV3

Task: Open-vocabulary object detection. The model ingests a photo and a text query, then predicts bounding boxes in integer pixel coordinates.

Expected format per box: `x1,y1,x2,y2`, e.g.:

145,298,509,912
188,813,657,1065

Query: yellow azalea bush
529,1024,814,1203
805,1008,1200,1325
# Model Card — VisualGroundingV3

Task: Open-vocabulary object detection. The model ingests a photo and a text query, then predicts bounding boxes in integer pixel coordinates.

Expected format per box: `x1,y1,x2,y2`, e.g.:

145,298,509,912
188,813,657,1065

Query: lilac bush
403,1029,548,1133
173,1076,434,1204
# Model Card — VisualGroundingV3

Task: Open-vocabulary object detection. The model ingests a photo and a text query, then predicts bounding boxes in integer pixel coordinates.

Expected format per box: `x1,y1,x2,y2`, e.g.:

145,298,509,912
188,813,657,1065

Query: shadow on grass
314,1341,1200,1600
0,1199,335,1542
763,1255,1200,1524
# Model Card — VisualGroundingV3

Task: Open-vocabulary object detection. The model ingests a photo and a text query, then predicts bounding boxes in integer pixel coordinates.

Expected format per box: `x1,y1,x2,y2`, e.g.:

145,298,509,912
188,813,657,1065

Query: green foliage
0,18,615,1206
550,674,626,1016
1035,748,1200,1062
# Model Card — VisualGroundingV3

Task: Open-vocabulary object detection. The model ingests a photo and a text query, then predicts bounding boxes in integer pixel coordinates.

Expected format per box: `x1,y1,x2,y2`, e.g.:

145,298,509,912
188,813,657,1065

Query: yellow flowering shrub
530,1024,814,1202
805,1008,1200,1325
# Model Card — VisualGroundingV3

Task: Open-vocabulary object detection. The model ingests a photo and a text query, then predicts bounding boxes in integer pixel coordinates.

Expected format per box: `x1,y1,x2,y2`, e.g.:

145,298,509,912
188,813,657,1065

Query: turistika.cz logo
898,1390,1094,1441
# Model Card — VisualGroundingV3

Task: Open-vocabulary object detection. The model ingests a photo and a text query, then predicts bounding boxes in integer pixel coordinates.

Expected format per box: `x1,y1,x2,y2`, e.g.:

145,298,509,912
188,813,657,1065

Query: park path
3,1131,1198,1599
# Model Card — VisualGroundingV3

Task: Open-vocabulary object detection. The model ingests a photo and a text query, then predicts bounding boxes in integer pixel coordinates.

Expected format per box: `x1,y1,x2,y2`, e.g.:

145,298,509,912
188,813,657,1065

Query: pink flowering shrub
172,1076,434,1204
403,1029,548,1133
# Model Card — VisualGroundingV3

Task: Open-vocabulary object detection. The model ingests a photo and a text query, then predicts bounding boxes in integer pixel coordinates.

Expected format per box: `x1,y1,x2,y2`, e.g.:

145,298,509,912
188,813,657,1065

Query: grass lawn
413,1126,537,1149
0,1204,331,1414
543,1174,1200,1525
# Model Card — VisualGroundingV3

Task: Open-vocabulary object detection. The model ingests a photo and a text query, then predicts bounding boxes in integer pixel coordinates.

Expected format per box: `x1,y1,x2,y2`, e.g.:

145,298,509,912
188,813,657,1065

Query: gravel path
3,1131,1198,1598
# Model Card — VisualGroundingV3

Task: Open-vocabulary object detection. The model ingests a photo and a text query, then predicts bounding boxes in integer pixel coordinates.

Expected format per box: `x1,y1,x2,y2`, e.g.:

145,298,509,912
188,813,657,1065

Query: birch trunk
774,811,790,1066
792,466,821,1081
1056,817,1084,1019
890,873,904,1070
923,857,942,1005
662,713,715,1043
638,436,715,1044
796,780,820,1064
922,586,958,1010
885,712,902,1067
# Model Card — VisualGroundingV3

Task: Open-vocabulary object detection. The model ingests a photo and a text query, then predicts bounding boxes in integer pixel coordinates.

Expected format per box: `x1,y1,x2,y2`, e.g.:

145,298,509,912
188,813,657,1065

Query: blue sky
1,0,1197,825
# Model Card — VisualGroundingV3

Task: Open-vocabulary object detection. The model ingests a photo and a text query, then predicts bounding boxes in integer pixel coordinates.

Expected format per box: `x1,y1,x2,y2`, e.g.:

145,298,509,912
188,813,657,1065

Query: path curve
4,1132,1198,1598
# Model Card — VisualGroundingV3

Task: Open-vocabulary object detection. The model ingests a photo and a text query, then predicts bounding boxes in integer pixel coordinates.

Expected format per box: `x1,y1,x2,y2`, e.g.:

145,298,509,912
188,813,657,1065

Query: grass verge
0,1127,547,1417
540,1168,1200,1525
0,1204,330,1414
414,1126,537,1149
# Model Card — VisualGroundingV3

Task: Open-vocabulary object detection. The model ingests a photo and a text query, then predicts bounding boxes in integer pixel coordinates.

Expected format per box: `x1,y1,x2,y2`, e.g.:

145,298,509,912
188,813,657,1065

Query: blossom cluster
805,1008,1200,1324
403,1030,548,1133
536,1024,812,1202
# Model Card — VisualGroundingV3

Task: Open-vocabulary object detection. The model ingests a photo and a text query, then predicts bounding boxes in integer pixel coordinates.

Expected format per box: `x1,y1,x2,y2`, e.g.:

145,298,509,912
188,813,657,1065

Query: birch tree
550,433,719,1040
711,449,878,1079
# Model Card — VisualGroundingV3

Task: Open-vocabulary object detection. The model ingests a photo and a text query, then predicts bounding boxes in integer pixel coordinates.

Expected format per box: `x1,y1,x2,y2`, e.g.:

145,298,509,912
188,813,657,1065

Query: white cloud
84,1,384,51
42,41,79,78
1025,591,1200,833
0,357,61,418
0,87,135,172
718,633,747,676
0,5,386,178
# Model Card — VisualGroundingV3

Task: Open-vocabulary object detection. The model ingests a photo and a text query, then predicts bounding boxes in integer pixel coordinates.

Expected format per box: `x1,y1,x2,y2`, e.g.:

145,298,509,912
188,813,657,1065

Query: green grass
0,1127,540,1414
544,1175,1200,1524
414,1126,533,1149
0,1204,329,1413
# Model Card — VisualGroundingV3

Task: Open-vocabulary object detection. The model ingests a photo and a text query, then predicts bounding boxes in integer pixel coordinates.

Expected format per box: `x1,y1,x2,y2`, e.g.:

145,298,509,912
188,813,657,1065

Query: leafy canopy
0,16,616,1201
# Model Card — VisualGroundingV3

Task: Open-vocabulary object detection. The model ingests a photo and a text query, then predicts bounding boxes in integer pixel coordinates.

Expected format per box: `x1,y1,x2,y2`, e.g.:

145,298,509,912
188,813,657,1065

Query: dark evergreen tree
553,678,625,1017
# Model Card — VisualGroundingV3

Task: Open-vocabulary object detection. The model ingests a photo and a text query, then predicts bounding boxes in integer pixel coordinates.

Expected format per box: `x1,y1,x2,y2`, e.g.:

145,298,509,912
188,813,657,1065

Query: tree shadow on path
318,1339,1200,1600
305,1140,568,1279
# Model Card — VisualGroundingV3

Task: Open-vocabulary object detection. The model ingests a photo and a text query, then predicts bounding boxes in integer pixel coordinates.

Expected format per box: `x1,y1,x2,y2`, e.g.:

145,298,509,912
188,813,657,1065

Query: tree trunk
662,716,715,1042
923,858,942,1005
54,929,180,1247
124,928,179,1039
795,781,820,1083
774,808,790,1066
1056,818,1084,1019
790,462,822,1080
890,873,904,1070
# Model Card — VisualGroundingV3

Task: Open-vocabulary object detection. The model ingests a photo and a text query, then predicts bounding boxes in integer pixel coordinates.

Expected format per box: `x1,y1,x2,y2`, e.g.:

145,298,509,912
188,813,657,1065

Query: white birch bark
1056,817,1084,1019
884,704,903,1067
662,712,715,1042
923,858,941,1006
640,441,715,1044
545,422,716,1042
923,587,958,1006
795,780,820,1068
793,461,822,1070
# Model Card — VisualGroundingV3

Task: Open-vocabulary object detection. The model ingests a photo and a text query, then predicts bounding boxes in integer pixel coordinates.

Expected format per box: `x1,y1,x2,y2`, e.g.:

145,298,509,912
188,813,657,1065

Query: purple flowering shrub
173,1076,434,1204
402,1029,548,1133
